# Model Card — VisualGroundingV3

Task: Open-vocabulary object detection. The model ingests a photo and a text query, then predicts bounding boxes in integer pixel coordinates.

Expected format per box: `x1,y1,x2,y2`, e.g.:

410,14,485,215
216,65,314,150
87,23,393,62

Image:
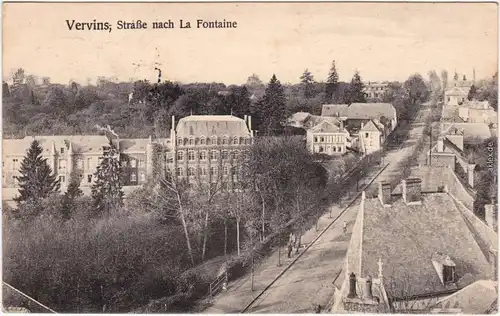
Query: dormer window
189,138,194,146
222,137,228,145
177,138,182,146
200,137,206,145
432,252,456,285
233,137,239,145
443,265,455,284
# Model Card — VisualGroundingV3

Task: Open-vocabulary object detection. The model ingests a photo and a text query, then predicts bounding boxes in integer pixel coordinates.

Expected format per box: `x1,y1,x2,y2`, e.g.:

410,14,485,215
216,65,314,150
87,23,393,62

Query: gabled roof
359,193,491,298
176,115,251,137
321,103,396,121
442,123,492,142
118,138,150,153
360,120,383,133
430,280,498,314
310,120,345,133
445,86,468,96
3,135,110,156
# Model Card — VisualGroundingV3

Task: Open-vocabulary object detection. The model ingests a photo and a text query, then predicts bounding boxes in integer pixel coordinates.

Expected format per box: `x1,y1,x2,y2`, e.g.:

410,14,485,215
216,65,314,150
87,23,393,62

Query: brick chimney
364,276,373,300
402,178,422,205
437,137,444,152
467,164,475,188
485,203,497,231
378,181,392,206
347,273,357,298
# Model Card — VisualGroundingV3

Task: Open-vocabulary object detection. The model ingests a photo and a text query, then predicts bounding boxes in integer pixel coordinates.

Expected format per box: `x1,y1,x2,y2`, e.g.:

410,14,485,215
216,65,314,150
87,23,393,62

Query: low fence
207,271,228,300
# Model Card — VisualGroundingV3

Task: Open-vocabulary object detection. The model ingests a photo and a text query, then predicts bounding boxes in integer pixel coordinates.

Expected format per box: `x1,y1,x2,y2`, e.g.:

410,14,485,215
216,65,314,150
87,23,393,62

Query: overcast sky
3,2,498,85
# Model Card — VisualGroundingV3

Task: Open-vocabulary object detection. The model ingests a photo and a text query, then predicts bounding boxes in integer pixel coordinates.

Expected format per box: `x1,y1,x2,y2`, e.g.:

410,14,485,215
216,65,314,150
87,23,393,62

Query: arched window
207,138,212,145
314,137,318,142
130,173,137,182
177,138,182,146
177,151,184,161
188,150,195,161
233,137,239,145
210,166,218,177
200,137,206,145
199,150,207,161
320,137,324,142
184,138,188,145
319,146,324,153
212,136,218,145
176,167,183,177
189,137,194,146
188,167,196,177
222,137,228,145
200,167,207,176
222,150,229,160
210,150,218,160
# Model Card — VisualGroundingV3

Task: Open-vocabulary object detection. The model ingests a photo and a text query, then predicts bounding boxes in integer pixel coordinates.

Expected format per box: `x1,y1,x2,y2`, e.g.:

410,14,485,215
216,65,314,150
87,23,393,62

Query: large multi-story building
167,114,254,189
2,115,254,205
363,82,389,99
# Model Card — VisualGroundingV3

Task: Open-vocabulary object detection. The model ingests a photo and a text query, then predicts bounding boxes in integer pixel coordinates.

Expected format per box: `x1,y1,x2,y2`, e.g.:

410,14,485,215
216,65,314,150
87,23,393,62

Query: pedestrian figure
287,243,293,258
315,304,322,313
343,221,347,235
295,233,301,254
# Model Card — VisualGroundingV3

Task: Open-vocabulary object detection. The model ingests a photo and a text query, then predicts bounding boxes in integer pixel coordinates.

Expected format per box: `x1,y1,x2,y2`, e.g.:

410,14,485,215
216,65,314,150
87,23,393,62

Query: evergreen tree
255,74,287,136
344,71,366,104
325,60,339,102
299,69,315,98
14,140,60,206
468,84,478,101
91,143,124,216
60,172,83,220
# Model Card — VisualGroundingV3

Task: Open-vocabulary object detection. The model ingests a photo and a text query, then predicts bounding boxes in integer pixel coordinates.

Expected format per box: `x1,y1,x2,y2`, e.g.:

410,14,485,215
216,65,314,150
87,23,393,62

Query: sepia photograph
1,1,499,314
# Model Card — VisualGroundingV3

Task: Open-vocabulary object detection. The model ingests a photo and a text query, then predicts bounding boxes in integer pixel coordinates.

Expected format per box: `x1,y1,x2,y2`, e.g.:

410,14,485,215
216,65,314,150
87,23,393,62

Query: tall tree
91,143,124,216
344,71,367,104
2,81,10,98
440,70,448,91
253,74,286,135
404,74,430,105
467,84,478,101
454,71,459,81
60,172,83,220
427,70,442,94
325,60,340,102
14,140,60,206
300,69,315,98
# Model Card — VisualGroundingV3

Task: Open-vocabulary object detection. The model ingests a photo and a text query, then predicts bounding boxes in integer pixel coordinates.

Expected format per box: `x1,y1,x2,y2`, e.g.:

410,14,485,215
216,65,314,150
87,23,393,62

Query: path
202,102,432,314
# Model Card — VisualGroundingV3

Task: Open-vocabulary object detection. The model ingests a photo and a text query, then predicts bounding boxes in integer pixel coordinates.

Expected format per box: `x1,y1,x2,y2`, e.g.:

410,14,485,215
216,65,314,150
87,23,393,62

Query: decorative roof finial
378,258,384,279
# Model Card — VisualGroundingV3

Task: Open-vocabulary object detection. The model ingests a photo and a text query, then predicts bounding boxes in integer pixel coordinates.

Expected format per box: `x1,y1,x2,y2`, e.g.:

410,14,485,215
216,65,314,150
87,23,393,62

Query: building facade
306,120,349,155
168,115,254,190
2,115,254,204
363,82,389,99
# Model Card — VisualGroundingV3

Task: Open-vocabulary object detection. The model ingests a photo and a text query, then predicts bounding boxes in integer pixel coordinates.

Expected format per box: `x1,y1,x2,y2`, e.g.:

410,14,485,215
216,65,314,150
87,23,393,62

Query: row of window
317,146,343,153
177,136,251,146
176,166,239,177
57,172,146,184
313,136,345,143
177,150,240,161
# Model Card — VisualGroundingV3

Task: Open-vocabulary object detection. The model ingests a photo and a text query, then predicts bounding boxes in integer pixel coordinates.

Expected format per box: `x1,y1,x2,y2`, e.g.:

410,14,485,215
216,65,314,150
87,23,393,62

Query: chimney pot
347,273,357,298
364,276,373,300
402,177,422,204
378,181,392,206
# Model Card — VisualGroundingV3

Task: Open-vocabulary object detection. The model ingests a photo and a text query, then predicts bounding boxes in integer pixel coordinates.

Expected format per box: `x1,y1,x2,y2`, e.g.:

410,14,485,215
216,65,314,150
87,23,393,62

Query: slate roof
445,86,468,96
360,193,492,298
321,103,396,121
175,115,251,137
442,123,492,142
430,280,498,314
117,138,150,153
3,135,110,156
309,120,347,133
360,120,383,133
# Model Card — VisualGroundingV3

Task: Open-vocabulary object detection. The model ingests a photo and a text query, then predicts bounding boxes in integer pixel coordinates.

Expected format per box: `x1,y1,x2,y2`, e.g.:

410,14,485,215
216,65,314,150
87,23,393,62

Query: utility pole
428,126,432,166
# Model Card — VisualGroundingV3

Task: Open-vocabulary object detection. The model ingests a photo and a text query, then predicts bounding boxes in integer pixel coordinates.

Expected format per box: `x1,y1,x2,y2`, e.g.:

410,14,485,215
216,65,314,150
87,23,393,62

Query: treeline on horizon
3,62,474,139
